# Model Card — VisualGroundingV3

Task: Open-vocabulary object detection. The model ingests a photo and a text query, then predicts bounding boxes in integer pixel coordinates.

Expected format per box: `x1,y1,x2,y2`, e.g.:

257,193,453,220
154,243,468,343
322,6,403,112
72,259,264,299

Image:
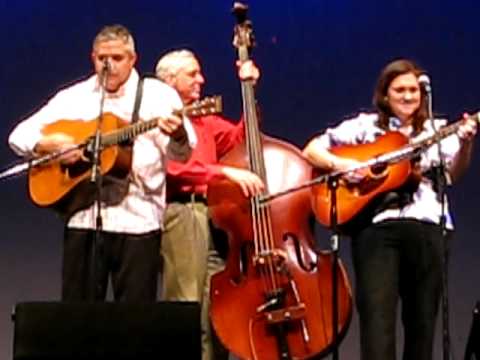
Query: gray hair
92,24,136,54
155,49,197,81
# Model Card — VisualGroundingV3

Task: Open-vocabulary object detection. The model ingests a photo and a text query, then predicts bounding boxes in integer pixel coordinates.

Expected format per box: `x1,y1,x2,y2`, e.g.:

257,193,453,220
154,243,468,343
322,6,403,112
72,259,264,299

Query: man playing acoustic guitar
8,24,195,303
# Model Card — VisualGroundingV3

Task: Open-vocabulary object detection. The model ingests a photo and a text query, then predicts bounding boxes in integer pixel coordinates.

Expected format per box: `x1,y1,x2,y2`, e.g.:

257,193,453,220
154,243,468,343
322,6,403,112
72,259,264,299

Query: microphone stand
327,173,341,360
464,301,480,360
424,81,451,360
89,59,109,302
0,144,87,181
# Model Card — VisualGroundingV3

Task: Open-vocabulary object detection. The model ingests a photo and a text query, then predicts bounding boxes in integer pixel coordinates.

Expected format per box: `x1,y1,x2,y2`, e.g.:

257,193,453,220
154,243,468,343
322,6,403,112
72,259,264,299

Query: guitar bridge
264,304,306,324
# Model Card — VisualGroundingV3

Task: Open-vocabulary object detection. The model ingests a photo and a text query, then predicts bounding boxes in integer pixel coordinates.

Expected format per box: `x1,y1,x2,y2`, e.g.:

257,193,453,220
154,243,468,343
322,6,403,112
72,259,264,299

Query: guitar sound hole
61,160,92,179
371,163,387,176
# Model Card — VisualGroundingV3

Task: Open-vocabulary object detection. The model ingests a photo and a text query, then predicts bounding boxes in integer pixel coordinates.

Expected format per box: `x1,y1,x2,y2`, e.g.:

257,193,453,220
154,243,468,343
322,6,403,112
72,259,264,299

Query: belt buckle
191,192,206,203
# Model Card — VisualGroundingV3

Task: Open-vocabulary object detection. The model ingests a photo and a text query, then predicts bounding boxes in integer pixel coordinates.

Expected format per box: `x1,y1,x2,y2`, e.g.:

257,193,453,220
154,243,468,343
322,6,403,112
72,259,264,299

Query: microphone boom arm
259,140,428,205
0,143,87,181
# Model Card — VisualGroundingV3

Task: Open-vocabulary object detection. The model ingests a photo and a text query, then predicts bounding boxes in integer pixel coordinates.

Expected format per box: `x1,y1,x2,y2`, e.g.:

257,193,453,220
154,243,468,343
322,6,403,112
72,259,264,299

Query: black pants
62,228,161,302
351,219,450,360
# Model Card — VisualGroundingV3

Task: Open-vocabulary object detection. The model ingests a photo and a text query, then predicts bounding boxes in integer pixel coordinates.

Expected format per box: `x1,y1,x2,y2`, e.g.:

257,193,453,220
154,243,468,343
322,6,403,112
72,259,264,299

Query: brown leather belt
168,193,207,204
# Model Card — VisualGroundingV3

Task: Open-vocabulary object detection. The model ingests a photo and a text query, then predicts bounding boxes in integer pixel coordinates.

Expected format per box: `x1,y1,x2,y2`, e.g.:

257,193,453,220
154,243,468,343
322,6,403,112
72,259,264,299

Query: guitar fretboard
99,95,222,147
101,118,158,147
411,112,480,149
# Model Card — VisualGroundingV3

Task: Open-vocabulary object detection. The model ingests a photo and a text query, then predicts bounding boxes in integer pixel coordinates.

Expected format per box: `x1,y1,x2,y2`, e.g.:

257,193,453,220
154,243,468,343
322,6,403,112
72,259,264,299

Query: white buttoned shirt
314,113,462,229
9,70,195,233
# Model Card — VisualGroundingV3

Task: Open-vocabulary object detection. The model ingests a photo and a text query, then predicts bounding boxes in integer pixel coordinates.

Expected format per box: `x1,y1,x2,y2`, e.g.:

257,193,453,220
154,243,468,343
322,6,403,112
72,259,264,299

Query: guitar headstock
183,96,223,117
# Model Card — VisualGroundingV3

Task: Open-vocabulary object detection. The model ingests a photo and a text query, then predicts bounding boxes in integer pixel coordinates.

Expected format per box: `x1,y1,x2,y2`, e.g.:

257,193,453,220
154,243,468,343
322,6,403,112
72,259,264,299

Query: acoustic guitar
28,96,222,214
312,114,479,227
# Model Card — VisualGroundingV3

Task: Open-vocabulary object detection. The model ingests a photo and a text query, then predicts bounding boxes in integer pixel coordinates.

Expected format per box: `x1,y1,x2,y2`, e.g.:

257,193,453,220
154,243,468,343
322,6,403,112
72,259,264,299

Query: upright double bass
207,3,352,359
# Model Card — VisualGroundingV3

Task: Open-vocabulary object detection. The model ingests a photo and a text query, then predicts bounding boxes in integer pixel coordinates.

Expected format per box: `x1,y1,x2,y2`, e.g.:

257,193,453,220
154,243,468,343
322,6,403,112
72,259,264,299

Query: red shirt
166,114,244,198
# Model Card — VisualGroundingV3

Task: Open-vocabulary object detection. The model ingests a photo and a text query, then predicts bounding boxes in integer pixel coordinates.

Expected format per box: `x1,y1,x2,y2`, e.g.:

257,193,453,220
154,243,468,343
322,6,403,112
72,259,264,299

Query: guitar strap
131,76,144,124
105,76,145,205
341,181,418,236
118,77,143,146
119,76,144,147
423,166,445,197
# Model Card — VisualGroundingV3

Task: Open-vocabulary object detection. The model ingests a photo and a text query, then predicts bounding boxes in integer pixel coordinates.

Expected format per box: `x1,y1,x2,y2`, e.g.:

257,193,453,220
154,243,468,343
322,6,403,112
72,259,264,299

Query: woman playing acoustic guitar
302,58,477,360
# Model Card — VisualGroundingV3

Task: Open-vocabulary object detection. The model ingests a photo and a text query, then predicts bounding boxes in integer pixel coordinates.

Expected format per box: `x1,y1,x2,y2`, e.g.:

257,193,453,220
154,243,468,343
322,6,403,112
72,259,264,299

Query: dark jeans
62,227,161,302
351,219,450,360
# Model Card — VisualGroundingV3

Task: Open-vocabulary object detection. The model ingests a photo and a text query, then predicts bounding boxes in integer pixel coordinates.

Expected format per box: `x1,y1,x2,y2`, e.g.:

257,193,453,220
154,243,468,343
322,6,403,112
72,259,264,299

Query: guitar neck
99,95,222,147
412,112,480,149
101,118,158,147
371,113,479,169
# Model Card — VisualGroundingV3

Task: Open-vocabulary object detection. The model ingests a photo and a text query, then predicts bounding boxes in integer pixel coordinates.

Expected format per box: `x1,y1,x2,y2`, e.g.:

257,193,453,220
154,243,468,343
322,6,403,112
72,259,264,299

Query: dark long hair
373,59,428,133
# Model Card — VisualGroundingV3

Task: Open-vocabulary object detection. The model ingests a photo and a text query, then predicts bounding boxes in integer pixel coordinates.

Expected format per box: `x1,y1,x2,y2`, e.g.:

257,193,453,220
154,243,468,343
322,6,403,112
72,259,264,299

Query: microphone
102,58,110,72
418,74,431,93
99,58,110,90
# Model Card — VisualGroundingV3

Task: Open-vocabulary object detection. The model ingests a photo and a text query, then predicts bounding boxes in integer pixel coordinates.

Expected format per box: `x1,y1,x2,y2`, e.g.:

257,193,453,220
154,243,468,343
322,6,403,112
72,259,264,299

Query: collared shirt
9,70,195,233
315,112,461,229
166,114,244,198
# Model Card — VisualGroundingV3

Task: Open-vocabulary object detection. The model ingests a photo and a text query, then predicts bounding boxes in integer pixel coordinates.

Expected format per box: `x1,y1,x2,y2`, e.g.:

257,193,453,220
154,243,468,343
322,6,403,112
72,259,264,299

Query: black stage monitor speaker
12,301,201,360
465,301,480,360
